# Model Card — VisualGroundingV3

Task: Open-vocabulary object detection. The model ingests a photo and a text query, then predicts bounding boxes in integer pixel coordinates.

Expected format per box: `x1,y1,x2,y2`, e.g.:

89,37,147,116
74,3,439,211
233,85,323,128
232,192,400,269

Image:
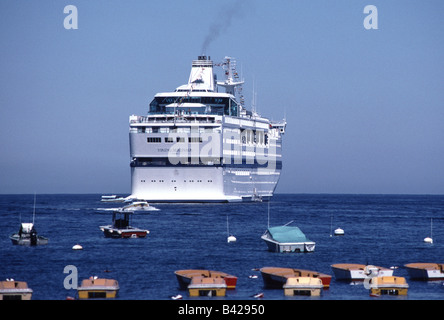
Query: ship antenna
283,220,295,227
32,192,36,225
431,218,433,242
252,77,257,115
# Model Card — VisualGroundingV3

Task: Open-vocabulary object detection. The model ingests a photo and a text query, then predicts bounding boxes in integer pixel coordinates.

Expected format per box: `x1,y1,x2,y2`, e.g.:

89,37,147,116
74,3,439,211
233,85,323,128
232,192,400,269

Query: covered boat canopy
266,225,312,243
20,223,34,233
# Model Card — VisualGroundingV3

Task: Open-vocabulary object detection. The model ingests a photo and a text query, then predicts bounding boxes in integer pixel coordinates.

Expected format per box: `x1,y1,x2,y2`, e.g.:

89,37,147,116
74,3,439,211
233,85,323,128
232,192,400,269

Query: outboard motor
30,227,38,246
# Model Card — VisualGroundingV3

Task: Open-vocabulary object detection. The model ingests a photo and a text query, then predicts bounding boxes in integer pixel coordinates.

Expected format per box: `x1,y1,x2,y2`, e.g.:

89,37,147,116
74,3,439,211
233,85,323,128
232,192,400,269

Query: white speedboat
120,201,158,212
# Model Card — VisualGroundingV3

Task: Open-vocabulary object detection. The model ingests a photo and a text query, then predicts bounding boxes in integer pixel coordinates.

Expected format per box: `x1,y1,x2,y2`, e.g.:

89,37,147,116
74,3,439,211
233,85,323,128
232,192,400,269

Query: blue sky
0,0,443,195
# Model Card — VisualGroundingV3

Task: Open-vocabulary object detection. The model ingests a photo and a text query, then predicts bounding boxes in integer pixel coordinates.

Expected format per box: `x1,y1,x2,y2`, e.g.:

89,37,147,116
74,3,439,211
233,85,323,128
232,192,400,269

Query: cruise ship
128,56,286,202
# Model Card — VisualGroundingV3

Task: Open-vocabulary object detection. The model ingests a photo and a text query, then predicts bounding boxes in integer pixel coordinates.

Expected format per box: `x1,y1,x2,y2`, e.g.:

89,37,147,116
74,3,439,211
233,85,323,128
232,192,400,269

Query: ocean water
0,193,443,301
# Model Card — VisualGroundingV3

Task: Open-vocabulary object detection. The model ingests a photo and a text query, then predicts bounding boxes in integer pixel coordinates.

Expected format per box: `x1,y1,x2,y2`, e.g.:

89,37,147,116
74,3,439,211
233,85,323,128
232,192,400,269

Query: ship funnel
176,56,215,92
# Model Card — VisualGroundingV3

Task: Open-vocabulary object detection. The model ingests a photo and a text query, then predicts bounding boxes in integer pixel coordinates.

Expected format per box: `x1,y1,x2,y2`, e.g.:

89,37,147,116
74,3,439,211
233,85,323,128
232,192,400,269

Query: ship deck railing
130,115,220,125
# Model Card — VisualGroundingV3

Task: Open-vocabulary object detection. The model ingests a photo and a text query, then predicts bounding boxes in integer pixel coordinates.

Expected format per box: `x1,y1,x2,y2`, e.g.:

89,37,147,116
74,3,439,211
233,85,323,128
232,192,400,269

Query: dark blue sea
1,194,443,301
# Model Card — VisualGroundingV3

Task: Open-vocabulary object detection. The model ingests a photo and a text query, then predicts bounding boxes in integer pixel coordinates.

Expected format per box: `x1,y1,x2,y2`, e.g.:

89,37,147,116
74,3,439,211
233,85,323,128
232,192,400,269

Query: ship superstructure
128,56,286,202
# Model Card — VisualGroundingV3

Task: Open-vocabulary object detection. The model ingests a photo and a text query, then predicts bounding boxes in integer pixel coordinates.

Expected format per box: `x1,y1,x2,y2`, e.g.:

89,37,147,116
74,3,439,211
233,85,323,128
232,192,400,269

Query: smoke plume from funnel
201,1,245,55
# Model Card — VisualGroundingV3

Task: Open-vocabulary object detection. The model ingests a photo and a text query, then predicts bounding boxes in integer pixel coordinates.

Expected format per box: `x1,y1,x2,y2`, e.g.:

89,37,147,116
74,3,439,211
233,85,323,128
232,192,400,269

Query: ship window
165,137,174,143
148,96,239,116
189,137,202,143
88,292,106,299
147,137,161,143
230,99,238,116
177,127,191,133
148,98,165,114
204,127,216,133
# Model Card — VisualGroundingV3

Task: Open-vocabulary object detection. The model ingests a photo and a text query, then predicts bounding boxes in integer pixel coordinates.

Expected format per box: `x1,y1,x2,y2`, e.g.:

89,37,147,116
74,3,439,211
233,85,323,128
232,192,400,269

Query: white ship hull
130,165,281,202
127,56,285,202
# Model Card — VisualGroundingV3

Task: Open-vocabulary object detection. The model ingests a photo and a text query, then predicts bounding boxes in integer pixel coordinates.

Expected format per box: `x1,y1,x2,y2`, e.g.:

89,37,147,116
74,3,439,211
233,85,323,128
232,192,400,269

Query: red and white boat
331,263,393,281
404,263,444,281
175,269,237,290
100,210,149,238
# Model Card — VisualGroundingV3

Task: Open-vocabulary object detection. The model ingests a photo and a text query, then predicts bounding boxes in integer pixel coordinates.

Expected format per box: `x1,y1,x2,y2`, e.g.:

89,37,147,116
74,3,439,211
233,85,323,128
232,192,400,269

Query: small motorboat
283,277,324,296
368,276,409,296
10,195,48,246
77,277,119,299
0,279,33,300
331,263,393,281
260,267,331,289
404,263,444,281
261,221,315,253
187,277,227,297
175,269,237,290
10,223,48,246
100,210,149,238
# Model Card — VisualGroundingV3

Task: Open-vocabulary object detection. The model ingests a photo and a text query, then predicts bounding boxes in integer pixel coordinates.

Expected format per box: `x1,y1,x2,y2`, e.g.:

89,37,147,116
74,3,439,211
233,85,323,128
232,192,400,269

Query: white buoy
72,244,83,250
226,215,236,242
424,218,433,243
334,227,344,236
227,235,237,243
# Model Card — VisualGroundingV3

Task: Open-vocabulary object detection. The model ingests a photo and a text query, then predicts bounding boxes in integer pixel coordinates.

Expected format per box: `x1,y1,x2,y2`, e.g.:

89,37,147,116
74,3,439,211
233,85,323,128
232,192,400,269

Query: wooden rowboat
175,269,237,290
404,263,444,280
331,263,393,281
260,267,331,289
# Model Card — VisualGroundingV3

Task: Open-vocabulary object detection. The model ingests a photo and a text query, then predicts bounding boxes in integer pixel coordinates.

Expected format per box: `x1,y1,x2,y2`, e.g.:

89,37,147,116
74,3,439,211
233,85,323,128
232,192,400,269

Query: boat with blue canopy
261,221,315,253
